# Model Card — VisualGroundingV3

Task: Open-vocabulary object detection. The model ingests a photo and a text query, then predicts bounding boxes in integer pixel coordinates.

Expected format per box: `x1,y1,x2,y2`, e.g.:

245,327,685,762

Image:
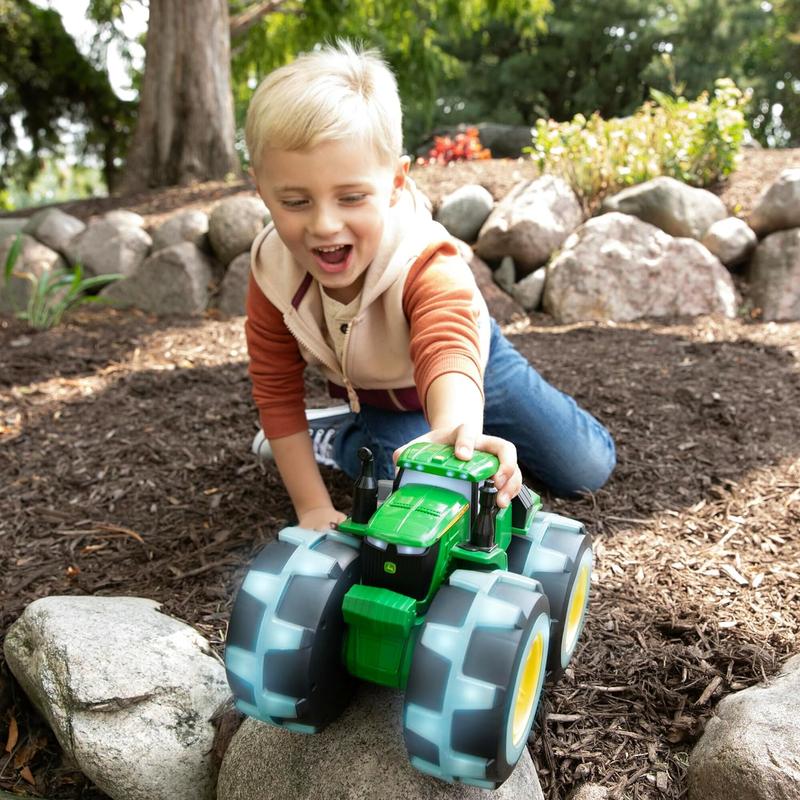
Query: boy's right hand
298,505,346,531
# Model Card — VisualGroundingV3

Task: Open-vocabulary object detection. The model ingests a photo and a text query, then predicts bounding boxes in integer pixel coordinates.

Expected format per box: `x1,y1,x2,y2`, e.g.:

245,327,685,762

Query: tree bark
118,0,239,192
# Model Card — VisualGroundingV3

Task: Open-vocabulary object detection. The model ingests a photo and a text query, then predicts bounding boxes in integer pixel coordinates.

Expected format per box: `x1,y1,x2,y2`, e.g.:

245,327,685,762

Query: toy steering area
224,442,593,789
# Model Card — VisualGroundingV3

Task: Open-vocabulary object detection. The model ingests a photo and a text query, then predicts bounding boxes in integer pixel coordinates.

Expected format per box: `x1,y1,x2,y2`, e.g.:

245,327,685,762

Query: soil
1,150,800,799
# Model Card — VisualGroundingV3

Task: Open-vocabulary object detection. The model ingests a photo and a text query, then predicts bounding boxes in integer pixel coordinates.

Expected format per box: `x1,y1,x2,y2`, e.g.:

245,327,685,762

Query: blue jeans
332,319,616,496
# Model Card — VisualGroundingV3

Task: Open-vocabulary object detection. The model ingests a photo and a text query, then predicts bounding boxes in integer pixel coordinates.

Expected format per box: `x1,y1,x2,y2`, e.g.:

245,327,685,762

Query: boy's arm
270,431,345,530
399,251,522,507
246,273,344,529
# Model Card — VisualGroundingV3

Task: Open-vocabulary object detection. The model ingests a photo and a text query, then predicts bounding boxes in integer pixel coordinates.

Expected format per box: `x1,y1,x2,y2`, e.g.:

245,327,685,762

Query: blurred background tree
0,0,798,207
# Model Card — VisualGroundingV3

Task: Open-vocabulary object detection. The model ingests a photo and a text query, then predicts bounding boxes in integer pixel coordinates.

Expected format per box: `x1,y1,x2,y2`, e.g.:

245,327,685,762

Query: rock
511,267,546,311
217,683,543,800
454,239,525,324
103,209,145,229
600,176,728,240
567,784,609,800
701,217,757,267
0,234,67,314
435,184,494,243
688,654,800,800
475,176,584,275
102,242,214,315
0,217,27,243
3,595,229,800
67,219,152,276
747,228,800,320
543,212,737,323
748,169,800,236
23,208,86,255
151,210,210,252
493,256,516,294
217,251,250,316
208,196,270,266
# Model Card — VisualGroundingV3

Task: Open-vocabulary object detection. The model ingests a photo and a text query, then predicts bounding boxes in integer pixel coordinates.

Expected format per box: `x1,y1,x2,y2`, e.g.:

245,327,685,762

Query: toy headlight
366,536,388,550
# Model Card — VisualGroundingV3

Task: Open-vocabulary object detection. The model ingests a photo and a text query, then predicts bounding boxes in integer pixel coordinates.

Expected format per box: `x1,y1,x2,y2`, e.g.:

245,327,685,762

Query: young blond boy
245,42,616,531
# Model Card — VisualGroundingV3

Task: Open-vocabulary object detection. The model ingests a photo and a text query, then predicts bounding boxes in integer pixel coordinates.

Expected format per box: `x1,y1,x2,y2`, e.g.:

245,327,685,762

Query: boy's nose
309,204,343,238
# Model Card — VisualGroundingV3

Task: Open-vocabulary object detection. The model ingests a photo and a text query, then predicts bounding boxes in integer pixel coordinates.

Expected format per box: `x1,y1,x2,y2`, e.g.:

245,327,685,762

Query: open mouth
312,244,353,273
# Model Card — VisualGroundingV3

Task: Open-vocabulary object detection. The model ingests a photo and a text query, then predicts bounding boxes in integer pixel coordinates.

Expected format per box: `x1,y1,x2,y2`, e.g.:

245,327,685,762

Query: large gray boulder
218,683,543,800
208,196,270,266
748,169,800,236
151,209,210,252
475,176,584,275
67,218,152,276
747,227,800,320
688,654,800,800
102,241,214,315
22,208,86,255
4,596,229,800
0,233,67,314
600,176,728,240
435,184,494,243
216,251,250,316
701,217,757,267
543,212,737,323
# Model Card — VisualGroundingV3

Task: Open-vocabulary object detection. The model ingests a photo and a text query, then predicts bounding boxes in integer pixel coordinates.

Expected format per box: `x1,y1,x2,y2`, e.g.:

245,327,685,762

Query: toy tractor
225,442,592,789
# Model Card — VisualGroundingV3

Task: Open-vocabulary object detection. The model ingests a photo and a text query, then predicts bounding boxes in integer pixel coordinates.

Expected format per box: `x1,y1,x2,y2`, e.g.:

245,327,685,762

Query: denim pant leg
483,319,616,496
333,404,429,481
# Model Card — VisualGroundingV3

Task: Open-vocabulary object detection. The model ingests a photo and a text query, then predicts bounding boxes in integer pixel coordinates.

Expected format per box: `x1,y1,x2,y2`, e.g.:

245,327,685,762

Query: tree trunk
118,0,239,193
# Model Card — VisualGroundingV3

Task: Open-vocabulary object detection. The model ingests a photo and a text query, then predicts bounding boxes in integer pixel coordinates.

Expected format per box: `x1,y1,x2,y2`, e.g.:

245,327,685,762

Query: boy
245,41,615,532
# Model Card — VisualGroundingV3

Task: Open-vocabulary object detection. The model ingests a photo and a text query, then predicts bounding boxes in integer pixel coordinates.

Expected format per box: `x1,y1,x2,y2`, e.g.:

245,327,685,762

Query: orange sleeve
245,271,309,438
403,245,485,413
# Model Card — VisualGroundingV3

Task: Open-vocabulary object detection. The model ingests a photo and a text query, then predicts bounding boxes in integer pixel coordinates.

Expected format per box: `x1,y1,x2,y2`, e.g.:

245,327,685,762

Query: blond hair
245,40,403,171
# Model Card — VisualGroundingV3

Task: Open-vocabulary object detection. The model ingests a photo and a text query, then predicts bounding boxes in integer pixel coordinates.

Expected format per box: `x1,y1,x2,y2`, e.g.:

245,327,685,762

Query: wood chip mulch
1,304,798,799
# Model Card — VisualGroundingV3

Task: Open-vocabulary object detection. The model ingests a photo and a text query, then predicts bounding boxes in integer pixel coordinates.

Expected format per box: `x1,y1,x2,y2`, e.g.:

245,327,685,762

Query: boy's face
254,138,409,304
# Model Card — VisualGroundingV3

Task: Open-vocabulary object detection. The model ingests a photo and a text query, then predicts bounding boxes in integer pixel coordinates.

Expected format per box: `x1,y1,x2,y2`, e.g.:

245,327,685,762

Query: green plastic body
337,442,542,690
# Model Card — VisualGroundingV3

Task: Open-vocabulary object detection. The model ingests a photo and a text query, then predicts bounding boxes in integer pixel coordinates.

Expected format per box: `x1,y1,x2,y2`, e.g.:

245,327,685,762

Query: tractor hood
367,483,468,548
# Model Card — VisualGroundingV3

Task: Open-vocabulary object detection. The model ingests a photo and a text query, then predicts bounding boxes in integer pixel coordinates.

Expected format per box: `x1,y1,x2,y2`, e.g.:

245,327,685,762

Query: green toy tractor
225,442,592,789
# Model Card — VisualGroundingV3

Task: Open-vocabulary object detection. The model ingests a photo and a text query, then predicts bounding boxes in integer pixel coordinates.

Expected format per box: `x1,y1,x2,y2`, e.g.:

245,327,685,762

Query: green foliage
530,79,749,210
0,0,134,194
229,0,551,157
2,235,122,330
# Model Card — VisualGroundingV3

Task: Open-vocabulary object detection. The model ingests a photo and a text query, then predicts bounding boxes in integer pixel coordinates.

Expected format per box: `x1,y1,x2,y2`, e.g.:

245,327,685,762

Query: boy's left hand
392,423,522,508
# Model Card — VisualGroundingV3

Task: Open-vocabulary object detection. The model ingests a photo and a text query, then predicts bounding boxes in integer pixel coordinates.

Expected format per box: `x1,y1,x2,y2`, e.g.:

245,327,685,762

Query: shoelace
311,427,338,467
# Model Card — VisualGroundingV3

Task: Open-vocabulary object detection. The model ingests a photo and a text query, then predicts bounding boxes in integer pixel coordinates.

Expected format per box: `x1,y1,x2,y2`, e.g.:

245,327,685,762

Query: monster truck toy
225,442,592,789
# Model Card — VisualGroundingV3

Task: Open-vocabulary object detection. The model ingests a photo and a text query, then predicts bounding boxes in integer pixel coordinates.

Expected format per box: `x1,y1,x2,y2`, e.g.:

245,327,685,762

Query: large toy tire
507,512,592,677
402,569,550,789
224,526,360,732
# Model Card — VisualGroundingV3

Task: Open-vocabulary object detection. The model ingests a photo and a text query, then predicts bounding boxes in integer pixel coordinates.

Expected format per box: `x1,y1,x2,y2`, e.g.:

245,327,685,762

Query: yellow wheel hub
511,631,544,746
564,562,591,655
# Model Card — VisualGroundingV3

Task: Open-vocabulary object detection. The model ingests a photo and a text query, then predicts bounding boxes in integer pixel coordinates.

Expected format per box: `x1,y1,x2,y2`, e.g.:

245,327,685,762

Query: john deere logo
384,562,397,574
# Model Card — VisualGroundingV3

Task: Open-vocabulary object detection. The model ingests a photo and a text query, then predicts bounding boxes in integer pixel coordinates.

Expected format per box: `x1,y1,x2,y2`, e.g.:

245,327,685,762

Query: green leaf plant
530,78,750,213
2,233,122,329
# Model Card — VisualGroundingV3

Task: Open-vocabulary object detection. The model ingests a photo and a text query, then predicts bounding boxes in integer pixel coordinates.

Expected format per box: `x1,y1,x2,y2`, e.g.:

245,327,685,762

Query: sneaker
251,405,353,469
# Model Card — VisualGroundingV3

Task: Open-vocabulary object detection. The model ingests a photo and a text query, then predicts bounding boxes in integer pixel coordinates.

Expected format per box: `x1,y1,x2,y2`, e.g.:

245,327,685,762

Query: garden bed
1,153,799,798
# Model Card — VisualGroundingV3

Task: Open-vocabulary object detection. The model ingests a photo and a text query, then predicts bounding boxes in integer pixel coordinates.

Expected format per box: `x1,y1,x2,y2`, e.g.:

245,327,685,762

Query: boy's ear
390,156,411,205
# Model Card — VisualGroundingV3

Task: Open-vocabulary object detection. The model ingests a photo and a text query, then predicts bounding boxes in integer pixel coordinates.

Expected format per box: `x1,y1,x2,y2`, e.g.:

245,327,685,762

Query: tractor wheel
403,569,550,789
507,512,592,677
224,526,360,732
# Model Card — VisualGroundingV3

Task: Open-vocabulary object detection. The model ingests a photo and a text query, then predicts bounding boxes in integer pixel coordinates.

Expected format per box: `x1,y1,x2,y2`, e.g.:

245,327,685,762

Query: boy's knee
545,430,617,497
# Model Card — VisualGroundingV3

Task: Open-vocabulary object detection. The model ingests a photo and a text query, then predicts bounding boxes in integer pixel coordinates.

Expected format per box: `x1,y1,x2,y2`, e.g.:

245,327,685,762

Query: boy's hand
298,505,347,531
392,424,522,509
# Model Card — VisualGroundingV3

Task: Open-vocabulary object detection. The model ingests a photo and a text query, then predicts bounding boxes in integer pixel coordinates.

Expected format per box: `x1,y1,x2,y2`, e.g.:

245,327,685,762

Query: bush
530,78,749,210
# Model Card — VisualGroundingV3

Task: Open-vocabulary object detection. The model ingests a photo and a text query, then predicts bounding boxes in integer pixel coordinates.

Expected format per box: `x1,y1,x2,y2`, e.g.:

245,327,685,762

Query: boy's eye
341,194,367,204
281,198,308,209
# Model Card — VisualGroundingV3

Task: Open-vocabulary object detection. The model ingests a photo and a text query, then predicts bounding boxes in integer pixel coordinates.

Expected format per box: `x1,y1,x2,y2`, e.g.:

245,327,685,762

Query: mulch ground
1,152,800,799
